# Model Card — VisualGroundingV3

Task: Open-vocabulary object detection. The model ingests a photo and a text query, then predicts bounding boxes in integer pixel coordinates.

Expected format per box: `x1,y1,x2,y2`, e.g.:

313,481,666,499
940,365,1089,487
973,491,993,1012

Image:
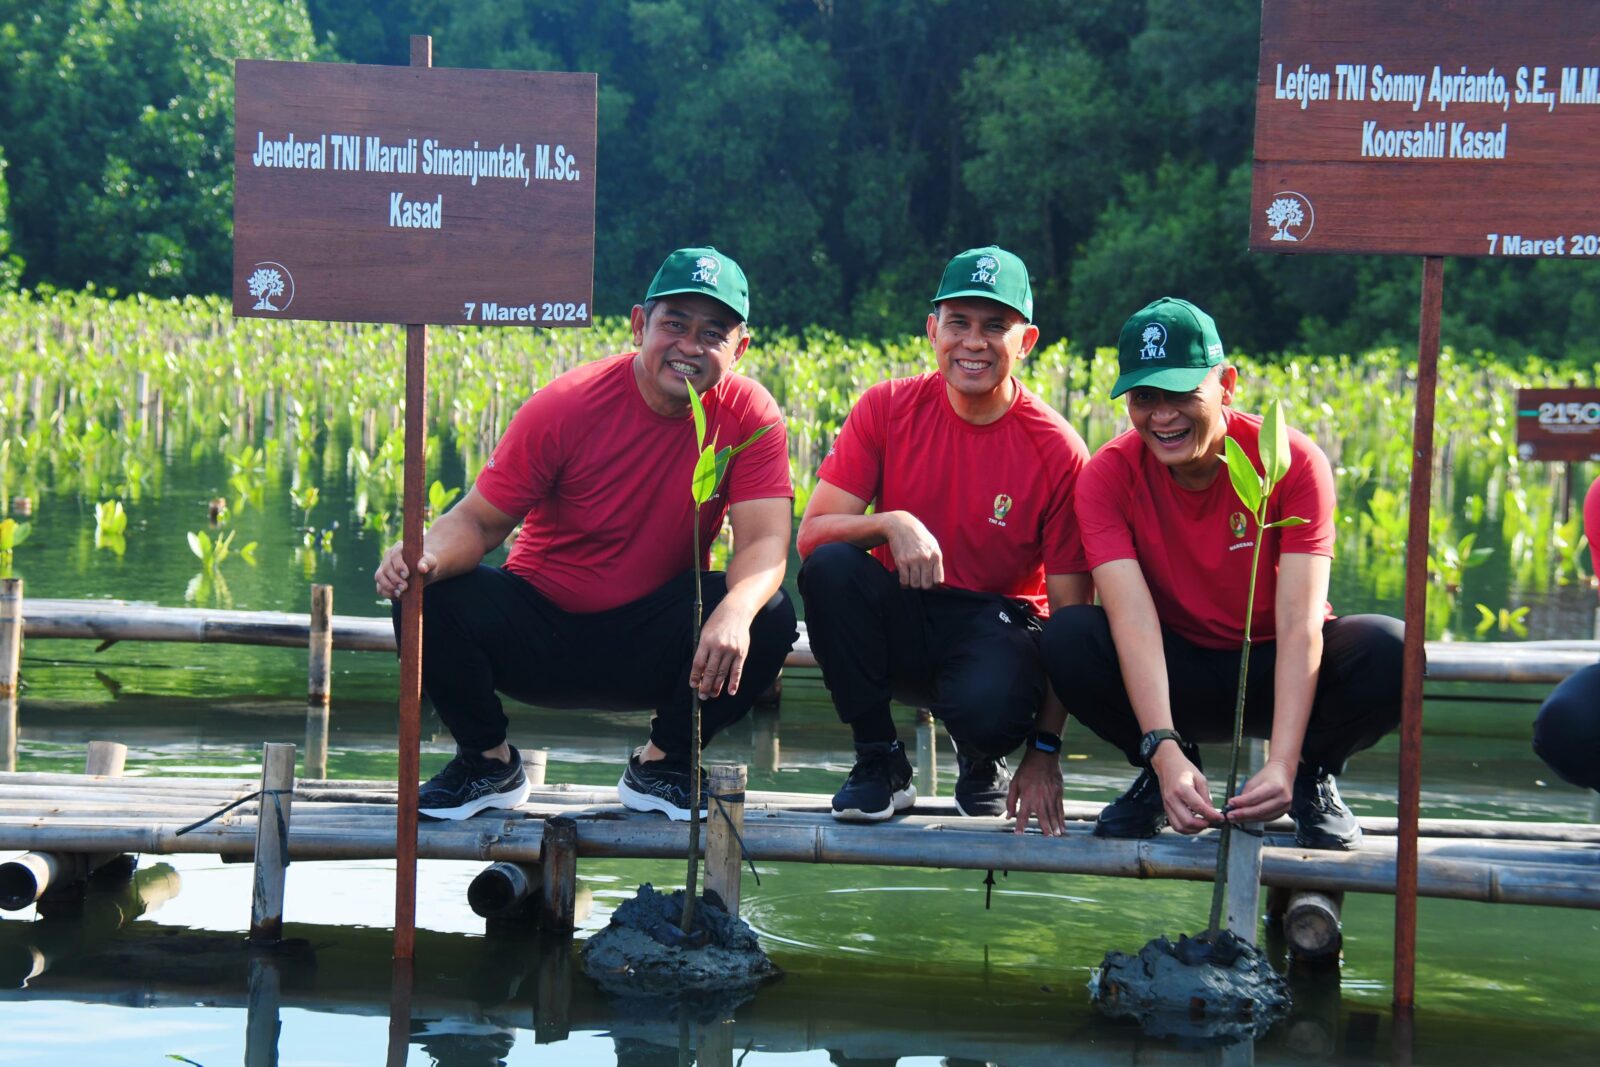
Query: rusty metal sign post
1251,0,1600,1012
232,37,597,966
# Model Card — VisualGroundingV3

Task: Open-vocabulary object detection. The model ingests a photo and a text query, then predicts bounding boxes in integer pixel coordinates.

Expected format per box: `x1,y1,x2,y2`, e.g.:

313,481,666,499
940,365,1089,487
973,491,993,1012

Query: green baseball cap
645,246,749,322
1110,297,1226,399
931,245,1033,321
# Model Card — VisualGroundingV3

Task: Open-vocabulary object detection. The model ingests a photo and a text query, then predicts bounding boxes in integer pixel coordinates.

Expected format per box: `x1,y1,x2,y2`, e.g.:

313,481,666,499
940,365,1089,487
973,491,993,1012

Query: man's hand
1006,748,1066,836
1152,746,1223,834
690,601,752,699
884,512,943,588
1223,758,1295,823
375,542,436,598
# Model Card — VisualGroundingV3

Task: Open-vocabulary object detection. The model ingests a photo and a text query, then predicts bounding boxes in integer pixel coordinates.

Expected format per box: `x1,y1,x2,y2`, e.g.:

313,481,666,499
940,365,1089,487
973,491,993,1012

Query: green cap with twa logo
645,246,749,323
931,245,1034,322
1111,296,1226,399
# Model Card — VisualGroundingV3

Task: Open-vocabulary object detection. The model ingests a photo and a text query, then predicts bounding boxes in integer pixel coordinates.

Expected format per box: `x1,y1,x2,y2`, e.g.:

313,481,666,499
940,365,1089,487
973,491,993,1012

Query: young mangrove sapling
680,380,772,934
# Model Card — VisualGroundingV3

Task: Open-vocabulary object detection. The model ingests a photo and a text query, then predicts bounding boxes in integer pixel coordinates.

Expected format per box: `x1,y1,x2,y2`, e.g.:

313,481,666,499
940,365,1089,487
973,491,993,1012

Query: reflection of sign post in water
232,37,597,964
1251,0,1600,1013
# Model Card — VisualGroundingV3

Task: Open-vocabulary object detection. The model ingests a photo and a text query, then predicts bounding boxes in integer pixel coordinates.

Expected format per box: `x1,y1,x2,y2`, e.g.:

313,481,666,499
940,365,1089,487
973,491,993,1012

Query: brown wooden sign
1516,388,1600,461
1251,0,1600,258
233,60,596,325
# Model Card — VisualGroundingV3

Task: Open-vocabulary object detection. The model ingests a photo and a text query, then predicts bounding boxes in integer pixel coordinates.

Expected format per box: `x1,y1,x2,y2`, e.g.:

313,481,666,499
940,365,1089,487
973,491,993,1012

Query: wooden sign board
1251,0,1600,258
1516,388,1600,461
233,60,596,326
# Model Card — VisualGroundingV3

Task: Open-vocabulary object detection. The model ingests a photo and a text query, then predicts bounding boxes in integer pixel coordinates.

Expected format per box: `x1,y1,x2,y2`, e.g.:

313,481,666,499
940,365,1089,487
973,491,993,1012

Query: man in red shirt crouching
374,248,797,821
797,246,1092,830
1043,297,1402,849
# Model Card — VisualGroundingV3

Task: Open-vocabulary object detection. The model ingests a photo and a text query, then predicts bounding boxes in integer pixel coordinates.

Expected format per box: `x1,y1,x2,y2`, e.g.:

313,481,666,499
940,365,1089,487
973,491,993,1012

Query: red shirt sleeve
1275,430,1336,557
1042,430,1091,574
725,386,794,503
1075,444,1138,570
474,392,560,520
817,383,886,503
1586,476,1600,578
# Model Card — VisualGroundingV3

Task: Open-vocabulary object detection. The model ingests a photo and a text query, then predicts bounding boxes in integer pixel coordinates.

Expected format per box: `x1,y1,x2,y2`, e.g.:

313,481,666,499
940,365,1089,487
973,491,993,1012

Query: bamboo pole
915,709,937,796
1285,890,1343,963
704,764,747,915
250,743,296,944
753,707,780,773
308,584,333,706
524,748,547,787
1396,254,1444,1009
1,695,15,774
0,577,21,698
467,861,541,919
1223,745,1266,941
539,815,577,932
304,704,330,780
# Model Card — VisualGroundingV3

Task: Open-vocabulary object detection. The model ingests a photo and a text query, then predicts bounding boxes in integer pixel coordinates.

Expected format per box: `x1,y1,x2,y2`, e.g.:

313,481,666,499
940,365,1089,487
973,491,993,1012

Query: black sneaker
1290,766,1362,850
954,747,1010,817
832,740,916,822
418,745,530,820
1093,766,1167,838
617,747,706,822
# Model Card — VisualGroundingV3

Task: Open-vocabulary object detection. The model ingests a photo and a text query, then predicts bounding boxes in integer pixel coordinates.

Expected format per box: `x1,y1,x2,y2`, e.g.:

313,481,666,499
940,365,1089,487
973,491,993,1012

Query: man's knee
750,588,800,660
935,629,1043,756
1534,666,1600,791
1322,614,1405,725
1040,604,1115,684
797,542,881,603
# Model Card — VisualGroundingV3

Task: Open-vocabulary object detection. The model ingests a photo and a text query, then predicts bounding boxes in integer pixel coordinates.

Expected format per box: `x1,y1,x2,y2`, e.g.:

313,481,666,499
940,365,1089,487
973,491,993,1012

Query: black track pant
1534,663,1600,791
1041,605,1403,775
796,543,1046,757
391,566,798,757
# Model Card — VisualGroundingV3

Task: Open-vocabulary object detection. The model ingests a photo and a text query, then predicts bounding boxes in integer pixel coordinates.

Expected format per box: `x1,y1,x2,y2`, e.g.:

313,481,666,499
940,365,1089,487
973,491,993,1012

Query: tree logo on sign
246,261,296,313
1266,192,1314,242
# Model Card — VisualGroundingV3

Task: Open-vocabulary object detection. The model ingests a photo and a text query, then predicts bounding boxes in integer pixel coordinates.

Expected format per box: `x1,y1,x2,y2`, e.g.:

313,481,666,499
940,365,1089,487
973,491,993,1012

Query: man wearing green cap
375,247,797,822
797,246,1092,831
1042,297,1402,848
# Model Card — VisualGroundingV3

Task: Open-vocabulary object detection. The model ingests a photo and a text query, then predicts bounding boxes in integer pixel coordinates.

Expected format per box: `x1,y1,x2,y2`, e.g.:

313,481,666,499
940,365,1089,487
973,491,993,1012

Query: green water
2,425,1598,1064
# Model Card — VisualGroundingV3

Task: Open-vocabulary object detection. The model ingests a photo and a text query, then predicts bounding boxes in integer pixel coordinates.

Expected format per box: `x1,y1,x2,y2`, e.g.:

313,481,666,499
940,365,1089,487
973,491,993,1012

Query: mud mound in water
1090,929,1291,1044
582,884,779,1016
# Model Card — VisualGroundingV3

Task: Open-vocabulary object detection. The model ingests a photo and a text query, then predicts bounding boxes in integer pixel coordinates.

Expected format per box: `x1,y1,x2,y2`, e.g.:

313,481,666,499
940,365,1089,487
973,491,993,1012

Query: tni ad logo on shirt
1229,511,1247,539
990,493,1013,527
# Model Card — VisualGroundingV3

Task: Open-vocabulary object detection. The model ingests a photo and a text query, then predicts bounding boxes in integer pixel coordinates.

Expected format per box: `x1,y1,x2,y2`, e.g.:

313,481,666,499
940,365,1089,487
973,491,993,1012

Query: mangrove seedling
678,380,772,935
94,500,128,558
1207,398,1308,932
1475,603,1530,637
290,485,320,528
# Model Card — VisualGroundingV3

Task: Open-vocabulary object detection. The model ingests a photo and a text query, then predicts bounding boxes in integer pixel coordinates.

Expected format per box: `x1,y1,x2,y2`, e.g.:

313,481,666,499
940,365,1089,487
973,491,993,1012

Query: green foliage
0,144,19,291
0,516,29,550
685,382,773,507
0,0,319,295
427,480,460,516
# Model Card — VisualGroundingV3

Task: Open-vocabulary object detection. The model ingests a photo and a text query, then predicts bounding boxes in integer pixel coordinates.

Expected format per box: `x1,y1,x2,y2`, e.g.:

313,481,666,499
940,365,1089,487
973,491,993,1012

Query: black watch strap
1139,728,1184,767
1028,729,1063,755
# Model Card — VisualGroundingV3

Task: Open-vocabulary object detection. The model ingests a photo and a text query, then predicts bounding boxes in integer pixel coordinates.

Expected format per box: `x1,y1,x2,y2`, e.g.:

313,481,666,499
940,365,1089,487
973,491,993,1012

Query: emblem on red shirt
991,493,1013,526
1230,511,1248,539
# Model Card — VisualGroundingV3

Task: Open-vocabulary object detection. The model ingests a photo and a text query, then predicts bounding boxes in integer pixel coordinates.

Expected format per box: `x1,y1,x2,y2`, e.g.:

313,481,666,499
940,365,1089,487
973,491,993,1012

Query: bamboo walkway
3,769,1596,911
16,595,1600,684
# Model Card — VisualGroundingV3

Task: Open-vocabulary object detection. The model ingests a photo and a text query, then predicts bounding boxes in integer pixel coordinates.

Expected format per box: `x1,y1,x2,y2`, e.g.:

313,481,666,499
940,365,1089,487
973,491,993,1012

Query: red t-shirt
1076,408,1336,649
475,352,792,613
1586,476,1600,577
816,371,1090,615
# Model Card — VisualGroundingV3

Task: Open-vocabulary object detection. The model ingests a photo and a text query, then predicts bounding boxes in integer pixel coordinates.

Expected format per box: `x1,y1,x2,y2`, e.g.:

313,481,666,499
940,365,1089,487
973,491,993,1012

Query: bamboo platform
2,770,1596,911
16,595,1600,684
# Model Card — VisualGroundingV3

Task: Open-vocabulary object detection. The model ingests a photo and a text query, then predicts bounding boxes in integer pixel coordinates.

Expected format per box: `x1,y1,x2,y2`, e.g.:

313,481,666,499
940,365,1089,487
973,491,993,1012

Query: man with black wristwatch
1042,298,1403,848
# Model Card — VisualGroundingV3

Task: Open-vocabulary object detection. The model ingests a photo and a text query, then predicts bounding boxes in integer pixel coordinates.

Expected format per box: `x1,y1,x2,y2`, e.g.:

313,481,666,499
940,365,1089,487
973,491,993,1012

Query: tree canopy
0,144,19,291
0,0,1596,360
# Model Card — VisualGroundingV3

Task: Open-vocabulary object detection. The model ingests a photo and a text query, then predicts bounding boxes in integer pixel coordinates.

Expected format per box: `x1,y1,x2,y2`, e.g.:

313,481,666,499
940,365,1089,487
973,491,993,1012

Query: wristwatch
1138,728,1185,767
1027,729,1063,755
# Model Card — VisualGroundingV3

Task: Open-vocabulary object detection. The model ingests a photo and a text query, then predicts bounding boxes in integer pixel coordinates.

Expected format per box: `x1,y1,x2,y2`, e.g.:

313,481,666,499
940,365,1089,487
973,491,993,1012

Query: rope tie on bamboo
709,789,760,886
174,788,292,866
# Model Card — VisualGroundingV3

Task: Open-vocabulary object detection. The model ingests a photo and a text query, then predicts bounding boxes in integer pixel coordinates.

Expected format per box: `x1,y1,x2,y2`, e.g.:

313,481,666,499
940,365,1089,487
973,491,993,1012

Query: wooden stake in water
0,577,21,698
704,764,747,915
250,742,296,945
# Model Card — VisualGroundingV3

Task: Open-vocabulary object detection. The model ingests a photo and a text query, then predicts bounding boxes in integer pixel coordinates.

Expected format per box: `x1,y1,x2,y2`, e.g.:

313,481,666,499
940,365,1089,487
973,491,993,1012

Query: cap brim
647,286,746,323
931,290,1031,321
1110,364,1214,399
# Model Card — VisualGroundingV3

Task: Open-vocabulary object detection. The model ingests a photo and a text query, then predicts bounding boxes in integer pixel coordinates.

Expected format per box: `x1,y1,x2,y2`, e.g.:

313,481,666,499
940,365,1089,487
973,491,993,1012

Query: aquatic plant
1475,603,1530,637
0,516,28,576
678,380,772,934
1211,398,1306,933
94,500,128,558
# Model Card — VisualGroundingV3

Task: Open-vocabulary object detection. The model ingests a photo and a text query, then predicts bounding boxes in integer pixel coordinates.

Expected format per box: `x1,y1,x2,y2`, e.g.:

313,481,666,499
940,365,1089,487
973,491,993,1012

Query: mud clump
1091,928,1291,1044
582,884,779,1018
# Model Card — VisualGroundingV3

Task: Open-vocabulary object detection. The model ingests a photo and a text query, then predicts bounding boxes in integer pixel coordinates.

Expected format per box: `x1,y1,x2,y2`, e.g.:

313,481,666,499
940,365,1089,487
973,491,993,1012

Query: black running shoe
831,740,916,822
1290,765,1362,850
418,745,530,820
954,747,1010,817
1093,766,1167,838
617,747,706,821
